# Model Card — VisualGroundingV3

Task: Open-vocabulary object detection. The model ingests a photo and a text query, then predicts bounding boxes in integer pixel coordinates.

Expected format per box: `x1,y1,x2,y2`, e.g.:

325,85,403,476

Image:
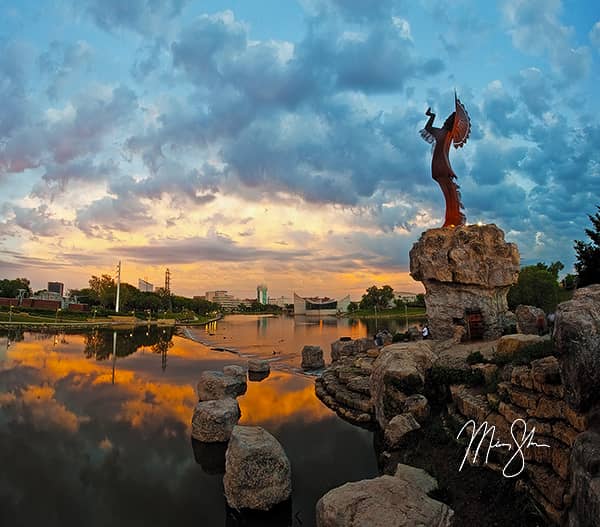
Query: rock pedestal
191,398,241,442
409,224,519,340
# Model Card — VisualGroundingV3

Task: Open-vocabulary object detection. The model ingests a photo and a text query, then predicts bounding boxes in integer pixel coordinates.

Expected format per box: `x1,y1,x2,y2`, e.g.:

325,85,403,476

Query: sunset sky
0,0,598,300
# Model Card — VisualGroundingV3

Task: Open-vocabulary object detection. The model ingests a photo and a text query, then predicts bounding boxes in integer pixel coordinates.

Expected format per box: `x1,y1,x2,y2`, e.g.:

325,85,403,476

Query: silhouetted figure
420,94,471,228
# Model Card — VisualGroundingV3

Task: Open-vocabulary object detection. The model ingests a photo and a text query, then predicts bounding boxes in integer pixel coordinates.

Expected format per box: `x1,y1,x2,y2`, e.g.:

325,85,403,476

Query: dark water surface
0,316,393,527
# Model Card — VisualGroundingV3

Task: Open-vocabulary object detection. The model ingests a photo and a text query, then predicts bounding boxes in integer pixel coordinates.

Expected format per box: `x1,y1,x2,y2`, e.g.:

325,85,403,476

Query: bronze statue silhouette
420,94,471,228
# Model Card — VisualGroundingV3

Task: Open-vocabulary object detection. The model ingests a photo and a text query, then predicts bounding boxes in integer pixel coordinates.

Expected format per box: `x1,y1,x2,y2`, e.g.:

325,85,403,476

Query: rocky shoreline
313,285,600,526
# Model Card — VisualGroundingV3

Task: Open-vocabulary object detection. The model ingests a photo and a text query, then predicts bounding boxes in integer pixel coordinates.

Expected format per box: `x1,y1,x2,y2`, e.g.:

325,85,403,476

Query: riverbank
0,314,222,331
344,307,426,320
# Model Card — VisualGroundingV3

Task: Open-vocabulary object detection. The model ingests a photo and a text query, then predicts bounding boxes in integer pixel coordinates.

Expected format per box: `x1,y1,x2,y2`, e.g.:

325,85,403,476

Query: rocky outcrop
224,426,292,511
301,345,325,370
191,398,240,442
315,356,375,426
331,337,377,362
197,369,247,401
316,465,453,527
515,305,547,335
409,224,519,340
384,413,421,448
370,342,437,428
567,422,600,527
403,394,431,423
554,285,600,411
496,334,548,358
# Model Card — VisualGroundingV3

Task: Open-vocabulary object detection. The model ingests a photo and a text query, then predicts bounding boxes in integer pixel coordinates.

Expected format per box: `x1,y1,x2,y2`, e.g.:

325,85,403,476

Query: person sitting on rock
421,325,430,339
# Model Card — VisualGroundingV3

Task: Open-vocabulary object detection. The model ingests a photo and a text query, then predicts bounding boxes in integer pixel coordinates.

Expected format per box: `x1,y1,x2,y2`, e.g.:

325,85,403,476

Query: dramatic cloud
0,1,598,295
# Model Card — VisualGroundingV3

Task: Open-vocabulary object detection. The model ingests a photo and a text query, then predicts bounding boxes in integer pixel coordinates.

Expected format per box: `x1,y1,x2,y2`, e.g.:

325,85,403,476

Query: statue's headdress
451,92,471,149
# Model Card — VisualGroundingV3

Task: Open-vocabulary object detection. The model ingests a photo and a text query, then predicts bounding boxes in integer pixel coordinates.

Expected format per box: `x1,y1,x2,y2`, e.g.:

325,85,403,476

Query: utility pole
115,260,121,313
165,268,172,311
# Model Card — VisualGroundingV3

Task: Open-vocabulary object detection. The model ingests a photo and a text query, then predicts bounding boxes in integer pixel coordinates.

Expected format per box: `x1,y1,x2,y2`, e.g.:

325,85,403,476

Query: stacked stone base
450,355,588,524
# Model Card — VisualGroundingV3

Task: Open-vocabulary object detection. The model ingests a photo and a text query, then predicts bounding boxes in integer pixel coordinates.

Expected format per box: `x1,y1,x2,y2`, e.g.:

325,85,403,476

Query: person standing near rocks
422,325,430,339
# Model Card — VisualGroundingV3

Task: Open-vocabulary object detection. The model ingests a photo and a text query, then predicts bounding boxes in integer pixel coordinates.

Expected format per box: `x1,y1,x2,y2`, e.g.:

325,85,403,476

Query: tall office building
257,284,268,305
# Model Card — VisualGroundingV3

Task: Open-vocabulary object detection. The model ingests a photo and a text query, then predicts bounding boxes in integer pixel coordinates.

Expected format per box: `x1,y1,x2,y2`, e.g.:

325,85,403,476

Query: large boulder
370,342,437,429
224,426,292,511
316,469,453,527
554,285,600,411
197,370,247,401
409,224,519,340
223,364,247,382
301,345,325,370
496,334,548,358
567,424,600,527
515,305,547,335
331,338,376,362
248,359,270,374
191,398,241,442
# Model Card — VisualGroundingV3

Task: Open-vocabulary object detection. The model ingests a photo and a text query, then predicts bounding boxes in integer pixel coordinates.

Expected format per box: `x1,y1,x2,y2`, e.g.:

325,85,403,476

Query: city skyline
0,1,598,298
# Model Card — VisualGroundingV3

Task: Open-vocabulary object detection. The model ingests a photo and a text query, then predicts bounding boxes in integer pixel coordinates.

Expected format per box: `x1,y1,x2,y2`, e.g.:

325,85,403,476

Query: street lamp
55,307,61,323
92,308,97,321
9,305,13,323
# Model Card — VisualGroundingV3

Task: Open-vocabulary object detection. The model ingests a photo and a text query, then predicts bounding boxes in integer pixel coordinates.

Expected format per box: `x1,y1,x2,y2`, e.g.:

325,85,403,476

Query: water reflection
226,499,292,527
191,438,227,474
0,330,377,527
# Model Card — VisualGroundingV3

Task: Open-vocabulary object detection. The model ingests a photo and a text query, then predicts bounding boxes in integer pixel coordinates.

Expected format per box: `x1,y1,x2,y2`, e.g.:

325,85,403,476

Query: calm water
0,315,411,527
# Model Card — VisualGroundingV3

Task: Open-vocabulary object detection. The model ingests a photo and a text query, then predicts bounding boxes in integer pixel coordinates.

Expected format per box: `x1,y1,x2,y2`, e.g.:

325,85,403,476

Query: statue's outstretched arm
424,107,437,134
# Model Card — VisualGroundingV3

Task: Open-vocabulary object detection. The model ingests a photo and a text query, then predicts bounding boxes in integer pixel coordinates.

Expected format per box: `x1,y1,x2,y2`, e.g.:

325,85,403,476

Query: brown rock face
567,428,600,527
409,224,520,340
554,285,600,411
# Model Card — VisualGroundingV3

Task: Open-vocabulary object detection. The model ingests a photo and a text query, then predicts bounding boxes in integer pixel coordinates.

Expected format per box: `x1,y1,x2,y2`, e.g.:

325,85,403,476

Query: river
0,315,414,527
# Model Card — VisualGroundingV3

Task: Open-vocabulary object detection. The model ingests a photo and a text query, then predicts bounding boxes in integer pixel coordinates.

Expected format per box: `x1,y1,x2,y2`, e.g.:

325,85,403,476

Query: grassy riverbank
344,307,426,319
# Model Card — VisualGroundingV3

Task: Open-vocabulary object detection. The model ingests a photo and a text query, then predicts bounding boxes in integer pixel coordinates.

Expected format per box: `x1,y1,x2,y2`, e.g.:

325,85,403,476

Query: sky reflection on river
0,319,379,526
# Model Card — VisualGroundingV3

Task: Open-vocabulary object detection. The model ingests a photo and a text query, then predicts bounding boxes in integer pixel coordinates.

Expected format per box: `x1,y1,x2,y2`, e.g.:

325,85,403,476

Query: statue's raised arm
419,93,471,228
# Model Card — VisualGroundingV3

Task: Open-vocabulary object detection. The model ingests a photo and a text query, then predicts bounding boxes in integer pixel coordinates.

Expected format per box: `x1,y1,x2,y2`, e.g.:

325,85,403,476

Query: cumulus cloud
77,0,189,35
502,0,591,82
38,40,93,100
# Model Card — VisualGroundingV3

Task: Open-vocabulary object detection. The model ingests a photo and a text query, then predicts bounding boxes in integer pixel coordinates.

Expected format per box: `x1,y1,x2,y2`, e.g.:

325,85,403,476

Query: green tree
347,301,359,313
508,263,561,313
359,285,395,311
89,274,117,308
0,277,32,298
561,274,578,290
574,206,600,287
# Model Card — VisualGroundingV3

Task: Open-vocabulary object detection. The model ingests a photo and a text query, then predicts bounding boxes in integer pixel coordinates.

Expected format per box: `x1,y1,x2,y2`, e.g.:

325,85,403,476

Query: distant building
394,291,418,304
269,296,293,308
293,293,351,316
138,278,154,292
205,290,239,311
257,284,268,305
47,282,64,296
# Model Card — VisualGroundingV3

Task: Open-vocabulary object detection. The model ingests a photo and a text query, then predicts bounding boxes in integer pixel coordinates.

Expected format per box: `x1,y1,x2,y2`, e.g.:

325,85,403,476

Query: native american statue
420,93,471,228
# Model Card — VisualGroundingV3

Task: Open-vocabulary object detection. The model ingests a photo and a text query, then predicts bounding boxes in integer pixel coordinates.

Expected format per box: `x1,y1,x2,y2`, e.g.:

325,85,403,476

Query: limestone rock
370,342,437,428
567,427,600,527
248,359,270,374
316,474,453,527
402,394,430,423
554,285,600,411
394,463,439,494
224,426,292,511
223,364,247,382
384,413,421,448
191,398,240,442
409,224,519,340
197,370,247,401
331,338,376,362
496,334,548,358
301,345,325,370
515,305,547,335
